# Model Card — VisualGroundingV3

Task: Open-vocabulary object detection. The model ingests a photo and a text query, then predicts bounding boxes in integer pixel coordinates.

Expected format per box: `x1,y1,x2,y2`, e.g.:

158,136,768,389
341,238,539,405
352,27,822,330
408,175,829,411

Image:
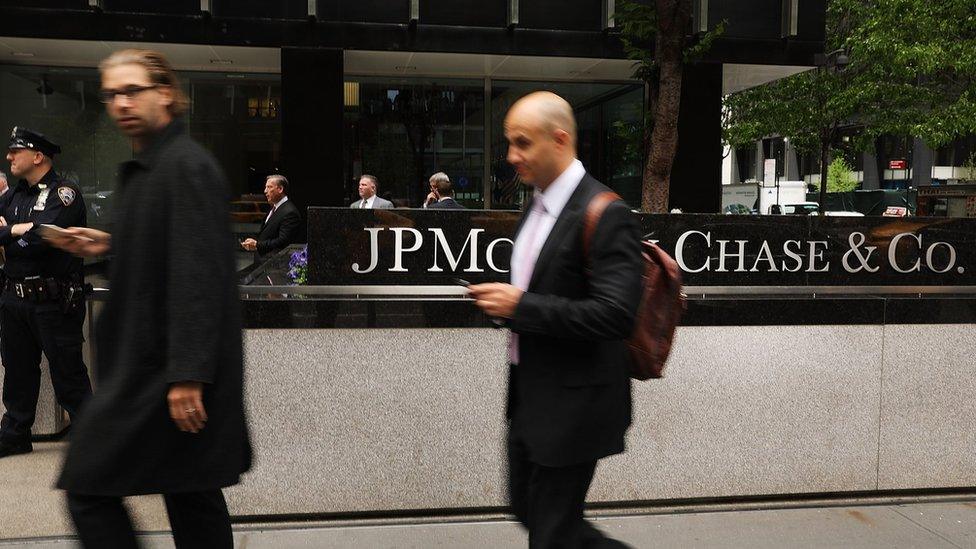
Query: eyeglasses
99,84,161,104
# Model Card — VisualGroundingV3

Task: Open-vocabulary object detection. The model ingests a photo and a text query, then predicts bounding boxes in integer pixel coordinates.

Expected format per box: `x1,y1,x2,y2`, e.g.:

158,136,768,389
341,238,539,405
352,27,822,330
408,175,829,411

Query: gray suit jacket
350,196,394,209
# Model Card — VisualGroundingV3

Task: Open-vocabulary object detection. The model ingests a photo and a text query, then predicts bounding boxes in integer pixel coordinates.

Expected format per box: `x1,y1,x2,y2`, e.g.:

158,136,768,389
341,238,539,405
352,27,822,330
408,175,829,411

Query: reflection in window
344,77,486,209
489,81,644,209
0,65,282,235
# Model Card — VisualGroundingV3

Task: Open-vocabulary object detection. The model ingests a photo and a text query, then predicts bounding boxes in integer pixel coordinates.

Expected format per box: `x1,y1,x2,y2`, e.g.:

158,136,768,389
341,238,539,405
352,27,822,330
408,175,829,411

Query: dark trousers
0,294,91,441
508,431,630,549
67,490,233,549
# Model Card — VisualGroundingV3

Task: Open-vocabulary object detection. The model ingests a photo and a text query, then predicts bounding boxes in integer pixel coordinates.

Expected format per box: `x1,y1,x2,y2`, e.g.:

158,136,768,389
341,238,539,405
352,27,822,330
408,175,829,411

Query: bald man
469,92,642,548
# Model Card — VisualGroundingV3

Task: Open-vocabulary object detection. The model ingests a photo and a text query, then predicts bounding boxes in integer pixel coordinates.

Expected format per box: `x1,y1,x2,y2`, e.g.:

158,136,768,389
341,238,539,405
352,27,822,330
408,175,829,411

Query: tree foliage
826,157,859,192
724,0,976,159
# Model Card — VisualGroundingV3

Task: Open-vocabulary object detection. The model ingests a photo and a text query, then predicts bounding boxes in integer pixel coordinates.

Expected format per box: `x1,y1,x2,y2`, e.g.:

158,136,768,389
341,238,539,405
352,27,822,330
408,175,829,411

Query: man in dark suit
469,92,642,548
242,174,301,262
423,172,465,210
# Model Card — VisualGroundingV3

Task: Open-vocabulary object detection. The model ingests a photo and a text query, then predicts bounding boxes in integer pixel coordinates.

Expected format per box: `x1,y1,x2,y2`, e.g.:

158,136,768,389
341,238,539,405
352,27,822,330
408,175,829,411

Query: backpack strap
583,191,623,260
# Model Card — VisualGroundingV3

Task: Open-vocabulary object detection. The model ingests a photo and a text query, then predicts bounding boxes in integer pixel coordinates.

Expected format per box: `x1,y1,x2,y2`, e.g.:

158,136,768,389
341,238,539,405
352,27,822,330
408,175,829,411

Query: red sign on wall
889,159,907,170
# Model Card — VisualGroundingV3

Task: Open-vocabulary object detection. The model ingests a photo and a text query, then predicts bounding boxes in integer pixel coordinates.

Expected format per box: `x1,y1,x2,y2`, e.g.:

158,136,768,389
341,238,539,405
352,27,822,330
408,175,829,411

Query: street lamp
814,48,849,215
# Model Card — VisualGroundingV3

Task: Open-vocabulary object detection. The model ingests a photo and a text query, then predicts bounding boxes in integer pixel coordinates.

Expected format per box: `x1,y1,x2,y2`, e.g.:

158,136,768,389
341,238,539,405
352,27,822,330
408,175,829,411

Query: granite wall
223,323,976,517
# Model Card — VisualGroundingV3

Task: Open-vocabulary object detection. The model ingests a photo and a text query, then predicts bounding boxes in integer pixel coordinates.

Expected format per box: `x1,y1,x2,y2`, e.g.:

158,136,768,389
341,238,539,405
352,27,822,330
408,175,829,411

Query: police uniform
0,127,91,458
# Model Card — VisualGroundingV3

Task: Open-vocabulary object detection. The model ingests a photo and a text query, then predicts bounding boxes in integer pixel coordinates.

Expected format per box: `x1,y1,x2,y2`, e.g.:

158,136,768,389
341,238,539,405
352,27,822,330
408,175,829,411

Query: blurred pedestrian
48,49,251,549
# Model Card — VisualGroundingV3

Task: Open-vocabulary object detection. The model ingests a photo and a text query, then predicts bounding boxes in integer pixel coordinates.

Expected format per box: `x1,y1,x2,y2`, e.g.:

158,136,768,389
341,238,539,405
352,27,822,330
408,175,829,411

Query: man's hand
167,381,208,434
241,238,257,252
43,227,111,257
11,222,33,237
0,216,7,227
424,191,438,206
468,282,524,319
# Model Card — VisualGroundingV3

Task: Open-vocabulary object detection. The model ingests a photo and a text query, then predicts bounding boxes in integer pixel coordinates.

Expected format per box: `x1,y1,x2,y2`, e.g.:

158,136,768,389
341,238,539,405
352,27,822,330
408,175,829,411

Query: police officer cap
7,126,61,157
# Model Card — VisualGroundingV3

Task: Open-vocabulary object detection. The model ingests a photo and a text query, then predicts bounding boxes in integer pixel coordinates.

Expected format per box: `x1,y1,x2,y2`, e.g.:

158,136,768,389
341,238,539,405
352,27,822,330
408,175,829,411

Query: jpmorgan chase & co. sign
307,209,975,287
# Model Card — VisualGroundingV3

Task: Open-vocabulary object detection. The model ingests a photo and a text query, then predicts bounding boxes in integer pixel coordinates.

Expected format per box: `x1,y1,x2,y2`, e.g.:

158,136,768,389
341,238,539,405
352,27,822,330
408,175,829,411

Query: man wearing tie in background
350,174,393,209
469,92,642,548
241,174,301,263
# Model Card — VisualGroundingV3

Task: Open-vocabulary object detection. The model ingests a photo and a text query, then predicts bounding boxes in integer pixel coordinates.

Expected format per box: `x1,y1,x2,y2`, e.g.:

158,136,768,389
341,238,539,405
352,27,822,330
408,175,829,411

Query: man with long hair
47,49,251,548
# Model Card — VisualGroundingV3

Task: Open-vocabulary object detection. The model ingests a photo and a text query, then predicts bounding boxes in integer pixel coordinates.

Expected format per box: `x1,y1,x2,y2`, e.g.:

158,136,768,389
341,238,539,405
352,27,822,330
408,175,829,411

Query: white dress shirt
510,159,586,292
508,159,585,365
358,195,376,209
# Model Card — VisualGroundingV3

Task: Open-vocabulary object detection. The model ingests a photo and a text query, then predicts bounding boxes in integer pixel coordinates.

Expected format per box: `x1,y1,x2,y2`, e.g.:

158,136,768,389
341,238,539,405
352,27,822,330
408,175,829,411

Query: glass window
489,80,644,209
343,77,486,208
0,65,281,237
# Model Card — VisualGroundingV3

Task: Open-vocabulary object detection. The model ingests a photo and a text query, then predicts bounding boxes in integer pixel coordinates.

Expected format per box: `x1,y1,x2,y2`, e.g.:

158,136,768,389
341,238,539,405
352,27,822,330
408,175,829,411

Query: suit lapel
262,201,285,230
526,176,591,291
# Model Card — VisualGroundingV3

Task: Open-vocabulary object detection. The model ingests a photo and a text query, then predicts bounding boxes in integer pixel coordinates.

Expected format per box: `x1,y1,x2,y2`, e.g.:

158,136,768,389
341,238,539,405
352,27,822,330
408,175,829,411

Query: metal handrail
86,285,976,300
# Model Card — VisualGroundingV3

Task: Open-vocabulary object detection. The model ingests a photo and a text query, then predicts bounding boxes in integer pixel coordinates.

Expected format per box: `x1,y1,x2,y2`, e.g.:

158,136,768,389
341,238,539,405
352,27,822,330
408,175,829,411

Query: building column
668,63,723,213
785,140,799,181
861,150,880,190
281,47,345,234
911,137,934,187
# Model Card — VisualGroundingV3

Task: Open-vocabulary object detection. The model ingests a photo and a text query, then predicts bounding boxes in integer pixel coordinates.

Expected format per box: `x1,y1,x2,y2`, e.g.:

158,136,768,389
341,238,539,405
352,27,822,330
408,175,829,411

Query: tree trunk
641,0,692,213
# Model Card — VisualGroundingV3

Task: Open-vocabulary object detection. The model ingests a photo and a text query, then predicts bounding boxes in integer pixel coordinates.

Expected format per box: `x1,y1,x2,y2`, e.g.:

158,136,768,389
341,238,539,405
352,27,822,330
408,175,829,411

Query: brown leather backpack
583,192,685,379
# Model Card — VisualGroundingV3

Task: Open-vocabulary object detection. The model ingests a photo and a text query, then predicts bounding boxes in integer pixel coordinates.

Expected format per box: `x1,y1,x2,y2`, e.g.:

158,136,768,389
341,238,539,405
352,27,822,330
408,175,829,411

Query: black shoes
0,438,32,458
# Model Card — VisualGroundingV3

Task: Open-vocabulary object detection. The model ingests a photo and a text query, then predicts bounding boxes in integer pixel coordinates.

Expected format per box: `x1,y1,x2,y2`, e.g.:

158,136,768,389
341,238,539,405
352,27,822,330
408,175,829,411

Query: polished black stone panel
680,296,886,327
642,214,976,287
307,208,520,285
241,294,952,329
307,209,976,287
242,298,491,329
884,297,976,325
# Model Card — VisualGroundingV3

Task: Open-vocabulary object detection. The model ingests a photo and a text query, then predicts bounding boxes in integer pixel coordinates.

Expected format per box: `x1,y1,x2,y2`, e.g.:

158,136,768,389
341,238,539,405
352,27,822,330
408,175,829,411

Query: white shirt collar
534,159,585,218
272,195,288,209
363,195,375,207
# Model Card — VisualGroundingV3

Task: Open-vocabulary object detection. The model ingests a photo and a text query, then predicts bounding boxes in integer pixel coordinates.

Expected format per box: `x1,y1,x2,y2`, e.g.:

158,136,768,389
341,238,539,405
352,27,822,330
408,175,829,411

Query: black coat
255,199,301,262
507,174,642,468
58,119,251,496
426,197,465,210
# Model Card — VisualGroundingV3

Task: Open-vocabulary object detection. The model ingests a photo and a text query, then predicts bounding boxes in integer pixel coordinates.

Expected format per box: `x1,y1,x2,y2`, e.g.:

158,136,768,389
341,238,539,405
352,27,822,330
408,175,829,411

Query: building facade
0,0,825,228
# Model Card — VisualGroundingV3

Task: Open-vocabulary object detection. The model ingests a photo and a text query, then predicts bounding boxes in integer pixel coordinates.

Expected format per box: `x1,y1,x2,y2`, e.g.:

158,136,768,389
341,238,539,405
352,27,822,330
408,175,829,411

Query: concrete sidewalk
3,500,976,548
3,442,975,548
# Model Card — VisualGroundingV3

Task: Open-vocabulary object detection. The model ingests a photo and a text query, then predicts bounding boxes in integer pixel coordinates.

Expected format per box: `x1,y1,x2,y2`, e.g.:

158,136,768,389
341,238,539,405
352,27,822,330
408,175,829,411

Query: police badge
34,184,50,211
58,187,76,207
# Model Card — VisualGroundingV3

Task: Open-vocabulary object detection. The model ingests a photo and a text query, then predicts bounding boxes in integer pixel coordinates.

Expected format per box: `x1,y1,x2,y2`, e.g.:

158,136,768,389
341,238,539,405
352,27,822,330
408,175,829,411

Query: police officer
0,127,91,458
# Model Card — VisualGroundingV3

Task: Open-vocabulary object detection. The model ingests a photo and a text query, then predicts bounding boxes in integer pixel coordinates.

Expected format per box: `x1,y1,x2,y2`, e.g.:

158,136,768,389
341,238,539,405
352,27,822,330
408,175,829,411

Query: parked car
782,202,820,215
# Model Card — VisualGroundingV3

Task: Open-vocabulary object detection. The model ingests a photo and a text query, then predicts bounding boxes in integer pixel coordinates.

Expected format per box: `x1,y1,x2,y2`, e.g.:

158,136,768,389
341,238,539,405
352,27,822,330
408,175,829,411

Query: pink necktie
509,199,547,365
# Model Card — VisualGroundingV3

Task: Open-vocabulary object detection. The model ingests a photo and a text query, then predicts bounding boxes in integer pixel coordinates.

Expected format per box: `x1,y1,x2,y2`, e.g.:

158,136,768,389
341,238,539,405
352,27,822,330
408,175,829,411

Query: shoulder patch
58,187,76,206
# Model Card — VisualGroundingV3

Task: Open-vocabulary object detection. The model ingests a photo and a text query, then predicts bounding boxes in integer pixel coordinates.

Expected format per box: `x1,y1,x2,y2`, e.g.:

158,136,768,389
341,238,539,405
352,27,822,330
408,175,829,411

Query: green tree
724,0,976,201
618,0,724,212
825,156,859,192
